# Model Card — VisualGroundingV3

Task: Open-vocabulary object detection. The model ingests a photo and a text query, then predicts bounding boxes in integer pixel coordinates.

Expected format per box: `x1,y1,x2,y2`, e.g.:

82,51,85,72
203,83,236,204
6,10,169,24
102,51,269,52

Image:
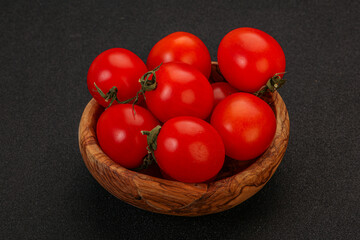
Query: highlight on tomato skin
87,48,148,108
153,116,225,183
210,92,276,161
147,32,212,78
96,104,159,169
217,27,286,93
211,82,238,108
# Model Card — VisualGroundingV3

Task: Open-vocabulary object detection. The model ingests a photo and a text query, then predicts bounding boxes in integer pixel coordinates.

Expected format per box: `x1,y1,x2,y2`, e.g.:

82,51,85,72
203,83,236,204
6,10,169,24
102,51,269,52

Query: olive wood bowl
78,62,290,216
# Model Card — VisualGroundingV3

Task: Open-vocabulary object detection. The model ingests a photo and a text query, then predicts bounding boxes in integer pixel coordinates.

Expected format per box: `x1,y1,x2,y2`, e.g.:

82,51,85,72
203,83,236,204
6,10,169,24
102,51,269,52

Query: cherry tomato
217,28,285,93
145,62,214,122
154,116,225,183
210,93,276,161
87,48,148,108
147,32,212,78
96,104,159,169
211,82,238,107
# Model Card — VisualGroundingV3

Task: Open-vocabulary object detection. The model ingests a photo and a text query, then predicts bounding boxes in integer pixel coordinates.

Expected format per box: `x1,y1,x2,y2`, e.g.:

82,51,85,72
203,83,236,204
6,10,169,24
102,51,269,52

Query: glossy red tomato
211,93,276,161
211,82,238,107
145,62,214,122
154,116,225,183
217,28,285,93
147,32,212,78
96,104,159,169
87,48,148,108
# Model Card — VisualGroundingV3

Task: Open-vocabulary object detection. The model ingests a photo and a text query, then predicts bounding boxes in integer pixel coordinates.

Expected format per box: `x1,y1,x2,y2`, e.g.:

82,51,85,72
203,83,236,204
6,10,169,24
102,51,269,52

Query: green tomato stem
139,125,162,168
93,63,162,111
254,72,287,97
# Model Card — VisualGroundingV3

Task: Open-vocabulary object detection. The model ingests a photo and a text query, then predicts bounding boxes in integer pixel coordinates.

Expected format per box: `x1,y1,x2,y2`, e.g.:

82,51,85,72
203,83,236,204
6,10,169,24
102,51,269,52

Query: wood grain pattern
78,62,290,216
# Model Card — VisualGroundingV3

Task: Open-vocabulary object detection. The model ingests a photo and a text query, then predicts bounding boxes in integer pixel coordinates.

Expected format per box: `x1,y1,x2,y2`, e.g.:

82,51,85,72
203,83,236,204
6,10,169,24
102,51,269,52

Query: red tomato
145,62,214,122
87,48,148,108
211,82,238,107
154,116,225,183
211,93,276,161
147,32,212,78
217,28,285,93
96,104,159,169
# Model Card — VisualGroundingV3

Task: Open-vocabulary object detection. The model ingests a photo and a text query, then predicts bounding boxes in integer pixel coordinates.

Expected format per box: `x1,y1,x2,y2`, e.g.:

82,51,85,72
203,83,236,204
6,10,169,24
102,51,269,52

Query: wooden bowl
78,62,290,216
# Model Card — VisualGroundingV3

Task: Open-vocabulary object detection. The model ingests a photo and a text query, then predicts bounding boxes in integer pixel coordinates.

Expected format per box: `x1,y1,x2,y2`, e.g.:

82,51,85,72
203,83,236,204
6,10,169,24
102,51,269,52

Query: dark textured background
1,0,359,239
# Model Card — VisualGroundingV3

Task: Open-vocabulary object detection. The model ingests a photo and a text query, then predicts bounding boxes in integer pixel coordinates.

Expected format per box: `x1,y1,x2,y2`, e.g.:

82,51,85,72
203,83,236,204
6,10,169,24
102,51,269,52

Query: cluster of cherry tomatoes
87,27,286,183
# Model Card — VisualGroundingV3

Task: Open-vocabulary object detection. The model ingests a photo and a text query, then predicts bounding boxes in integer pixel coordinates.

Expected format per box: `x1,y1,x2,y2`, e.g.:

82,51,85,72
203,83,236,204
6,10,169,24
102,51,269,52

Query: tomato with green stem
87,48,147,108
217,27,286,93
96,104,159,169
141,62,214,123
142,116,225,183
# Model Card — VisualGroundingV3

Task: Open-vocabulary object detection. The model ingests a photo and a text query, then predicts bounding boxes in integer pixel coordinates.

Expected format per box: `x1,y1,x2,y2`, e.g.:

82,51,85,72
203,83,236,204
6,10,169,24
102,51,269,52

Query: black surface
1,0,359,239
